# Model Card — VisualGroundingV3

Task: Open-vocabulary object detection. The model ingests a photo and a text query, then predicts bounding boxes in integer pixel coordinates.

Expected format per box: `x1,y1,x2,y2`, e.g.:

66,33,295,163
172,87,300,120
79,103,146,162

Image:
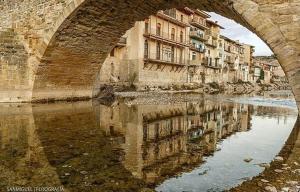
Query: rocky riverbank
96,81,291,105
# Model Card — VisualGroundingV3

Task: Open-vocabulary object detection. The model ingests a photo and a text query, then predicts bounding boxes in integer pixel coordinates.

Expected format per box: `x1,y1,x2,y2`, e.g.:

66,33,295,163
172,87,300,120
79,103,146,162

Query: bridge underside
0,0,299,106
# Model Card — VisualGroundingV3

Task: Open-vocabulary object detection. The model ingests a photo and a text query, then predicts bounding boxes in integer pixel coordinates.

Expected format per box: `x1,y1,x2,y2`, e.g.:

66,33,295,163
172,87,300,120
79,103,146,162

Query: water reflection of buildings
0,100,297,191
98,100,254,186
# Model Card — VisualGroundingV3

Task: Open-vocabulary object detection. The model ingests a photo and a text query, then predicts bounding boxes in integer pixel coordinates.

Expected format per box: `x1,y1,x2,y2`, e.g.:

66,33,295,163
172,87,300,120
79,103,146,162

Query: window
179,49,183,63
181,15,184,22
171,46,175,62
145,19,149,34
219,41,222,47
156,42,161,60
171,28,175,40
180,31,183,43
144,40,148,58
156,23,161,36
165,9,176,18
110,49,115,57
110,62,115,76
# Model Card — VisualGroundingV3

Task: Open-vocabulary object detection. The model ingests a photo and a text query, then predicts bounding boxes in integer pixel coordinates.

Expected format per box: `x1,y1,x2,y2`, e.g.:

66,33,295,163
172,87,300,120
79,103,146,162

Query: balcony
190,44,205,53
205,39,218,48
224,47,232,53
189,18,208,30
224,57,235,64
157,10,189,28
144,30,189,48
144,52,187,67
203,59,222,69
189,31,209,42
207,30,219,39
116,37,127,47
189,60,202,67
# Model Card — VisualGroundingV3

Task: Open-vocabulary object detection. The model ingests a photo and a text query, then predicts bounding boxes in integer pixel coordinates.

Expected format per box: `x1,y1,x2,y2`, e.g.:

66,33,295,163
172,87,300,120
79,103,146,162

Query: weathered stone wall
0,0,299,107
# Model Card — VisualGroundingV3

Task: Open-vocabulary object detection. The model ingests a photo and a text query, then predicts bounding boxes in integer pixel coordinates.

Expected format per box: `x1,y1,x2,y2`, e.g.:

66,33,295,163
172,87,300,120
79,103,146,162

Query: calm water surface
0,95,297,192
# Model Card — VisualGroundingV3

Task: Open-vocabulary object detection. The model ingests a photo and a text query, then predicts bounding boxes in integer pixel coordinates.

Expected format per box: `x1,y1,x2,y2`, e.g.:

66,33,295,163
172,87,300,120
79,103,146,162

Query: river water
0,93,298,192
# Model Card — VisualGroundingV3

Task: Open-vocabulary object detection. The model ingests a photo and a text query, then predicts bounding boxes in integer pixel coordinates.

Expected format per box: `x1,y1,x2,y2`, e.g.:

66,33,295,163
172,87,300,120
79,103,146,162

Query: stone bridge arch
0,0,299,105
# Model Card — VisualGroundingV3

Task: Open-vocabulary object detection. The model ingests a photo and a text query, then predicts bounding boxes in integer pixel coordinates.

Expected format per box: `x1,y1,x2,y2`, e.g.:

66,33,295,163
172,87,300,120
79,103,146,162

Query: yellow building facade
97,8,255,89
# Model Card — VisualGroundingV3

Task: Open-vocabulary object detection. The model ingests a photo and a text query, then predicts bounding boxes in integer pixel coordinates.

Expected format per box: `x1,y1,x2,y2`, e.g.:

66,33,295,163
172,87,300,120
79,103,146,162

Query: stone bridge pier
0,0,299,105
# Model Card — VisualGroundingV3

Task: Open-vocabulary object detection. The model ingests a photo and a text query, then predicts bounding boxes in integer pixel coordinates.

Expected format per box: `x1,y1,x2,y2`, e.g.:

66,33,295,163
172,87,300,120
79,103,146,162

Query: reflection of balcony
189,31,209,42
189,18,208,30
144,31,189,48
116,37,127,46
157,11,189,27
143,110,185,124
190,44,205,53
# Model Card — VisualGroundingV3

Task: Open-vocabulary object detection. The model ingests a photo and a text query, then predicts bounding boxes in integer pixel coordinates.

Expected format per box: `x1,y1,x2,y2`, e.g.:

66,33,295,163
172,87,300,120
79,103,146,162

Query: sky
209,12,273,56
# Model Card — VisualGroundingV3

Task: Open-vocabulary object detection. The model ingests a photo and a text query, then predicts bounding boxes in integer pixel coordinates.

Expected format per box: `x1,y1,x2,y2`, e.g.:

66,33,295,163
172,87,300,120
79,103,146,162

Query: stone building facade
252,56,288,84
98,8,192,90
98,8,257,90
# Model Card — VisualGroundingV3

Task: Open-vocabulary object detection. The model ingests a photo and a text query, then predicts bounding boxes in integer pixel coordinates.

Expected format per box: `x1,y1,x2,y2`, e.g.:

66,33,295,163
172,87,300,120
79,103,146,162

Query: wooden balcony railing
207,30,219,39
157,10,189,27
144,52,188,66
189,18,208,30
205,39,218,48
203,59,222,69
144,30,189,48
189,31,209,42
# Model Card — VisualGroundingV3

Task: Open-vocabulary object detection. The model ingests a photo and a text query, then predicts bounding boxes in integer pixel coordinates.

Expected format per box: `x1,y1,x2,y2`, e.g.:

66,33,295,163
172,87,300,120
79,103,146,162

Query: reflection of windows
156,23,161,36
155,123,159,140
